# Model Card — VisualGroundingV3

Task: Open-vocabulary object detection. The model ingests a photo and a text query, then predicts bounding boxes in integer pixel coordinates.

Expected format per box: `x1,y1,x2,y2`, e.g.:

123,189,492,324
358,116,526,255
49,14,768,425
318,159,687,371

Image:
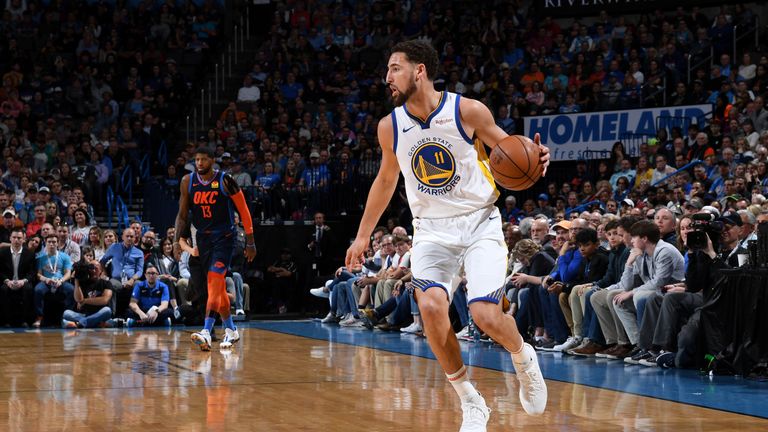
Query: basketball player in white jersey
345,40,550,431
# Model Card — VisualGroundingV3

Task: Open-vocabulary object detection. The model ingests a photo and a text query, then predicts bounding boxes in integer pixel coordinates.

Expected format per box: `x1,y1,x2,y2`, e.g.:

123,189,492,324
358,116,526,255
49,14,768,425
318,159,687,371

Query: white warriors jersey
391,91,499,218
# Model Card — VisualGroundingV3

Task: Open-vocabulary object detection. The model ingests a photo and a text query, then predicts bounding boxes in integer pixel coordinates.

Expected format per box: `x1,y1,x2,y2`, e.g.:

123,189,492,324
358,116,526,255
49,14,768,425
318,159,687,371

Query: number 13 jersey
391,91,499,218
189,169,236,236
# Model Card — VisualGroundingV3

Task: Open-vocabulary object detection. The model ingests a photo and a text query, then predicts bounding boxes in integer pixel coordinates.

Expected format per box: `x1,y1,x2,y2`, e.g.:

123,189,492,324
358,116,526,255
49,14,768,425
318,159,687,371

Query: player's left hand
532,132,550,176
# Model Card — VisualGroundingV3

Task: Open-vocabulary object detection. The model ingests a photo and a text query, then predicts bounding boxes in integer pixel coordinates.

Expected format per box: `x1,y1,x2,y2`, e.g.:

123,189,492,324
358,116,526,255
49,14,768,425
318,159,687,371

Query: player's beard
391,79,416,107
196,165,211,176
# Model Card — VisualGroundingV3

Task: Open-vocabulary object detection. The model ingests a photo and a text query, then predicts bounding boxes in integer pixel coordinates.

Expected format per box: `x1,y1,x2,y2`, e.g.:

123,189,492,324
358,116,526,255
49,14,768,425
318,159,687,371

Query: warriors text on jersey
391,91,499,218
189,170,236,235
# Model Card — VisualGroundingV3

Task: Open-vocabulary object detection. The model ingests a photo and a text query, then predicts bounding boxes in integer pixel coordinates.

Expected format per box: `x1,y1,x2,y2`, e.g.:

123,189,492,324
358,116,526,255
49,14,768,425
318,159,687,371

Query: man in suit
308,212,335,276
0,228,37,326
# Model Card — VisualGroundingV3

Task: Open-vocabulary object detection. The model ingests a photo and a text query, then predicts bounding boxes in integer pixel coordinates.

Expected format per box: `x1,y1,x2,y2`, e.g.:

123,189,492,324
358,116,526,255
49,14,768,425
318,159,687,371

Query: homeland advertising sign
524,105,711,161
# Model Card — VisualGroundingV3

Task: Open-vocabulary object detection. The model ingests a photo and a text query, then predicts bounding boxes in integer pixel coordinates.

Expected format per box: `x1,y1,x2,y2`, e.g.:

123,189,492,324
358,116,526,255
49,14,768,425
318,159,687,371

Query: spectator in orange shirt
219,101,246,123
520,63,545,94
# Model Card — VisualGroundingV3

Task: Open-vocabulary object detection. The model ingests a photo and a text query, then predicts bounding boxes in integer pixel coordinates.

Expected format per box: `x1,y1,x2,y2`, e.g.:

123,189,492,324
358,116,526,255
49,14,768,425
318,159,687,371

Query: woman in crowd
88,226,106,261
70,208,92,246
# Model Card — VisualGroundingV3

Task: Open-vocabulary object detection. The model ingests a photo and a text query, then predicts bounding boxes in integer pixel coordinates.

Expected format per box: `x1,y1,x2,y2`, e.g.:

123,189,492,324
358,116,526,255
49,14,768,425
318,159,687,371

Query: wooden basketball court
0,323,766,431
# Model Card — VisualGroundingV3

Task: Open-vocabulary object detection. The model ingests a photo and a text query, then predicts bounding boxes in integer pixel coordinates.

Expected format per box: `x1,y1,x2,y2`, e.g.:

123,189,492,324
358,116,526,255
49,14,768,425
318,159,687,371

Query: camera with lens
687,213,723,252
73,261,96,284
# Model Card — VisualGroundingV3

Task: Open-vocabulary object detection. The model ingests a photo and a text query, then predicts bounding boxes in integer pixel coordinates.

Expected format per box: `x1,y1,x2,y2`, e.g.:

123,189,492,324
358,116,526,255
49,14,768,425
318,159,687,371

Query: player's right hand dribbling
345,237,369,269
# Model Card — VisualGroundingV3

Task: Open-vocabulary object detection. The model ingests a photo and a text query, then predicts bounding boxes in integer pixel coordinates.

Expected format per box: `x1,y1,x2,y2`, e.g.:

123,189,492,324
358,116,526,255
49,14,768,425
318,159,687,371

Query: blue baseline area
246,320,768,419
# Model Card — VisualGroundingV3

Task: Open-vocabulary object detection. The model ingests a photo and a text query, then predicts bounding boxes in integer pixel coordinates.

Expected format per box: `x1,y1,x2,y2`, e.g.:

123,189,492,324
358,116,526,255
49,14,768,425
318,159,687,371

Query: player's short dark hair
195,146,215,158
575,228,598,245
629,220,660,243
390,40,439,81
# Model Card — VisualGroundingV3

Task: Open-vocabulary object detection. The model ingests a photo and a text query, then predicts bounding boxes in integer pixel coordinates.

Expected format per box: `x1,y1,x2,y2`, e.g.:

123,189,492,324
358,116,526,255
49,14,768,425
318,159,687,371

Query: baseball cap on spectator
552,220,571,231
221,152,232,159
500,62,510,70
647,138,658,146
622,198,635,207
166,58,177,64
38,186,50,194
724,194,742,202
198,135,206,142
719,211,743,227
3,208,15,218
703,148,716,158
309,151,320,159
701,206,721,217
537,193,549,202
716,160,729,166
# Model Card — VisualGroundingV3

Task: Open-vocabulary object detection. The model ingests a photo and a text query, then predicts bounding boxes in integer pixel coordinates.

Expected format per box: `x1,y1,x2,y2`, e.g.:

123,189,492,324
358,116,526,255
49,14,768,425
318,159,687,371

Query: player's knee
416,292,448,317
470,302,502,334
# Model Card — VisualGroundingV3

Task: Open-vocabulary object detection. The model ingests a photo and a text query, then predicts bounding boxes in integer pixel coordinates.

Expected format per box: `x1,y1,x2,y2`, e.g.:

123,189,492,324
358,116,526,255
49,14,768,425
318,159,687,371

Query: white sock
446,365,479,402
510,337,532,367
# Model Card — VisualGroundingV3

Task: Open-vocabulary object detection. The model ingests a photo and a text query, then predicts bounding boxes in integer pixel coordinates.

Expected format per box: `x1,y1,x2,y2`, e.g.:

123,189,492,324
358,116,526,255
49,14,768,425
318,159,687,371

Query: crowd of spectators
315,191,767,371
171,0,764,223
3,0,768,332
0,0,225,210
0,0,234,328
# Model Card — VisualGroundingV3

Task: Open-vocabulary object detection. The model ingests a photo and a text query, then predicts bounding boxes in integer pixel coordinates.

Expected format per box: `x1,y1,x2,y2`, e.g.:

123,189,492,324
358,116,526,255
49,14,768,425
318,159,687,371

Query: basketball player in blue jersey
346,40,551,431
175,147,257,351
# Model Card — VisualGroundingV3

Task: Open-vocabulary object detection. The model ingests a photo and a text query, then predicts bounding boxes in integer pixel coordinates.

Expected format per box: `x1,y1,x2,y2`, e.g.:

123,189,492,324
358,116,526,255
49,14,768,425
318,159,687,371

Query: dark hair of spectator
629,220,660,243
393,234,411,245
390,40,439,81
10,227,24,236
74,208,90,225
45,235,58,243
575,228,598,245
618,215,641,231
604,220,620,232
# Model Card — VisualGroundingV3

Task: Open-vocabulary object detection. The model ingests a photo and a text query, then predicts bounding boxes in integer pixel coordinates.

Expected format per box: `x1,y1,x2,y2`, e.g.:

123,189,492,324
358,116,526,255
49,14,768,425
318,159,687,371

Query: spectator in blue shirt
127,264,172,327
280,72,304,101
256,162,282,219
301,151,331,213
33,235,74,328
100,228,144,317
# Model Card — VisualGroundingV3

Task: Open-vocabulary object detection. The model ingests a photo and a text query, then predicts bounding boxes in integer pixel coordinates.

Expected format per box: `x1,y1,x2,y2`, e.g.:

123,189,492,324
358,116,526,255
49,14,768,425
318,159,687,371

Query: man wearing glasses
126,264,173,327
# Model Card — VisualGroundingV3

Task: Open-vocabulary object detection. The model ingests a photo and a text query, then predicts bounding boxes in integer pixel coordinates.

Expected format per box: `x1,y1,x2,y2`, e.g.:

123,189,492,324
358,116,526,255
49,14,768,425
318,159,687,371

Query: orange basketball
489,135,543,191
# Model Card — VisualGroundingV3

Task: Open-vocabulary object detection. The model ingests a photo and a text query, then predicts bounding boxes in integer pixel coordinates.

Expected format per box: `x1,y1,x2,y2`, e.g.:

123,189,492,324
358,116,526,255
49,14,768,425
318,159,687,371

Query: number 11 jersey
391,91,499,219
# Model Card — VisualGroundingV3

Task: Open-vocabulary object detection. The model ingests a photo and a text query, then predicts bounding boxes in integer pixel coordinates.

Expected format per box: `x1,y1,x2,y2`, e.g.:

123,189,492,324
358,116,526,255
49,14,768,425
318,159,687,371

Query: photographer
638,211,737,368
61,260,114,329
717,211,748,266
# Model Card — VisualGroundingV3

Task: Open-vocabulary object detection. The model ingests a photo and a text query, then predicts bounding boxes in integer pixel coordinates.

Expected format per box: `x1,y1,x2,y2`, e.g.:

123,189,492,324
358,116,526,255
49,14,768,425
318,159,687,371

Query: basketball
489,135,544,191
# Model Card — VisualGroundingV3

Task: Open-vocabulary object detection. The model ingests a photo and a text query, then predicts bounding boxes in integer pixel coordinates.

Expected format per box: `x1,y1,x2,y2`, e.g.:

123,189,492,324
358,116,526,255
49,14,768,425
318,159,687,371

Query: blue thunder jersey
391,91,499,218
188,170,236,235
